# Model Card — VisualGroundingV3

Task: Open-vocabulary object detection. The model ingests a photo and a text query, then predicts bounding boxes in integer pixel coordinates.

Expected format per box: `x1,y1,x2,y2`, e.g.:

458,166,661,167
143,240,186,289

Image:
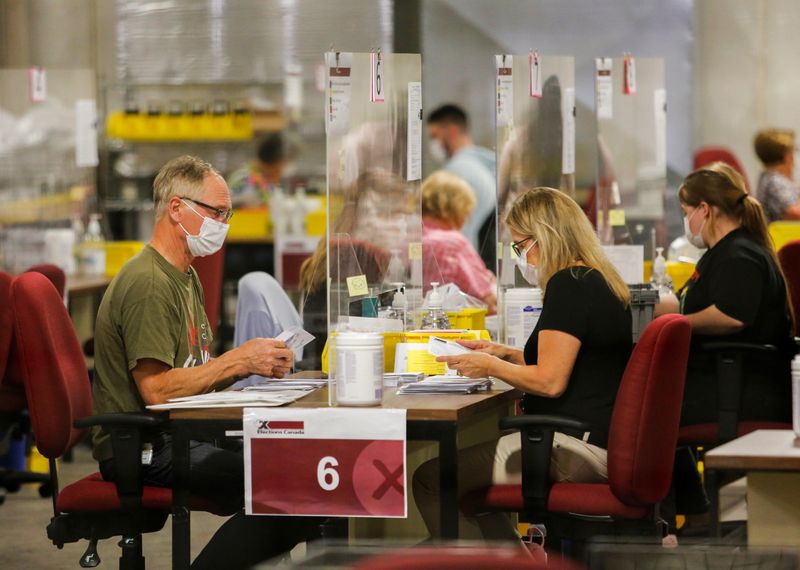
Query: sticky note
408,242,422,260
346,274,369,297
609,209,626,227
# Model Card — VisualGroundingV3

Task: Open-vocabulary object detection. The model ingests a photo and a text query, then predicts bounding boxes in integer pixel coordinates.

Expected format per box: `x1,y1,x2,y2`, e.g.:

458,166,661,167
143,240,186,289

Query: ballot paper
146,389,310,410
242,379,328,392
276,326,315,356
427,336,473,357
398,376,492,395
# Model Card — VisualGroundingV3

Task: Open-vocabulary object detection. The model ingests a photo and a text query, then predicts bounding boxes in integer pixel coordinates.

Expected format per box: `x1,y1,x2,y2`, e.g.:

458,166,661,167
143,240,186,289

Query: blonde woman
413,187,632,540
422,171,497,314
753,129,799,222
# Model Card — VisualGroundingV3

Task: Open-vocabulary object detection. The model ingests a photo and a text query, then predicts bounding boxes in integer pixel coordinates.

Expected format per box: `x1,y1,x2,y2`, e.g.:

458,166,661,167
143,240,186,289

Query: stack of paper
146,389,310,410
397,376,492,395
243,379,328,392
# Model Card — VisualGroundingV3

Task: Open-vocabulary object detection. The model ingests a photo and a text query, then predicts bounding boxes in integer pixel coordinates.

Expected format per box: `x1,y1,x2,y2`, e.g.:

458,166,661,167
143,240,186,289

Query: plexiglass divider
495,54,575,346
595,56,666,258
324,52,422,383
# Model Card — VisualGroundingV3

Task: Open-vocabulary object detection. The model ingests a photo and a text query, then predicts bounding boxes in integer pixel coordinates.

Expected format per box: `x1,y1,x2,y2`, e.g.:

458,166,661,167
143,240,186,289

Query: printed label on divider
244,408,407,517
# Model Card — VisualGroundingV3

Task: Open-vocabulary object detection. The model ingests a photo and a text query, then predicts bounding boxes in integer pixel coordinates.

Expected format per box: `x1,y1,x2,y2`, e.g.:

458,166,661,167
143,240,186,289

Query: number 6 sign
244,408,407,517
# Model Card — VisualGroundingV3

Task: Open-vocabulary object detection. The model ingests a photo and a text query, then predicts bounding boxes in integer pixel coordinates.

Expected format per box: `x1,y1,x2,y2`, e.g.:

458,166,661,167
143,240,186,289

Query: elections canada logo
257,420,305,435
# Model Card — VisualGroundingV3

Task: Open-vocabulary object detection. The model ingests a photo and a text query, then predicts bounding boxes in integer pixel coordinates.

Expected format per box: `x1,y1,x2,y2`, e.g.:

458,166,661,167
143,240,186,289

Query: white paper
284,63,303,115
276,325,315,355
496,55,514,128
146,389,309,410
406,81,422,181
529,51,542,98
625,56,637,95
75,99,99,168
654,88,667,171
427,336,472,357
29,68,46,102
602,245,644,285
562,87,576,175
370,52,385,103
325,52,352,135
596,58,613,120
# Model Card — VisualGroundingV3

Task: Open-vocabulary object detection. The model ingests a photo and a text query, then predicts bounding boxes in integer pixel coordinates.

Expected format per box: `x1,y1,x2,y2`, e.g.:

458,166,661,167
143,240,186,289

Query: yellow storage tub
227,208,272,240
643,260,696,291
321,331,405,375
769,221,800,252
105,241,145,277
446,307,487,331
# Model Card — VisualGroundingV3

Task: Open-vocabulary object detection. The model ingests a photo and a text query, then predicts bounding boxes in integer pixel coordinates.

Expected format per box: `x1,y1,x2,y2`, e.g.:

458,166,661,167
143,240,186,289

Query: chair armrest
500,414,592,433
700,341,776,353
74,412,166,512
73,412,166,430
698,342,776,443
498,414,592,518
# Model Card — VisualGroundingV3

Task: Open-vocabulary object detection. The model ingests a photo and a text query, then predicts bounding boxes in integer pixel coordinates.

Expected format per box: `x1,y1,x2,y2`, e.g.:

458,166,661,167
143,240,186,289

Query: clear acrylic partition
494,55,575,343
595,57,666,254
324,52,422,335
0,69,97,273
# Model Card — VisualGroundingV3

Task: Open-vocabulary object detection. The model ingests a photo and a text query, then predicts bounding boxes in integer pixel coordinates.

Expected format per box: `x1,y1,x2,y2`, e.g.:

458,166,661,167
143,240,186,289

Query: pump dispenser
81,214,106,276
384,282,407,326
421,282,450,330
651,246,672,293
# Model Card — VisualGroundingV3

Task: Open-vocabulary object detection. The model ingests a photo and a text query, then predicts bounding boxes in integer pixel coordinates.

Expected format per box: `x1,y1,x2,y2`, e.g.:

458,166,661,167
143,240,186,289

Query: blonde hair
506,187,630,306
153,155,219,219
421,171,476,224
754,129,795,166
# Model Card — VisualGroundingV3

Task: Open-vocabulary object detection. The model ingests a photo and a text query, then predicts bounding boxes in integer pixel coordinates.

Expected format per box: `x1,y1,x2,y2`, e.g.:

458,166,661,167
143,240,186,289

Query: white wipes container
792,355,800,437
504,288,543,349
335,331,384,406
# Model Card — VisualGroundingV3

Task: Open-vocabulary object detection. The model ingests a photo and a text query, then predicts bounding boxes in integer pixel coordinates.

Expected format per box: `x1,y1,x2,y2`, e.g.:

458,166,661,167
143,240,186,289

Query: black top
678,228,794,425
522,266,632,448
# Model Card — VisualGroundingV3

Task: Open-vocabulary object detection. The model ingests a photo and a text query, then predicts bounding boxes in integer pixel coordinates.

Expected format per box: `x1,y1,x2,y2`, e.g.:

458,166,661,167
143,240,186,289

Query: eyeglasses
511,237,534,257
180,197,233,222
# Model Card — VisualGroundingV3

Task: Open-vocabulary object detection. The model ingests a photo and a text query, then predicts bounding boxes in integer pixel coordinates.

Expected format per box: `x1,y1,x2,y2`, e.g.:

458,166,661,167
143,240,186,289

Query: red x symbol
372,459,403,500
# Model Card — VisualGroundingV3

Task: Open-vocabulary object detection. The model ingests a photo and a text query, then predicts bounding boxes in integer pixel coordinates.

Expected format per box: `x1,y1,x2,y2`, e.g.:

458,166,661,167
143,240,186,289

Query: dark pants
100,434,321,570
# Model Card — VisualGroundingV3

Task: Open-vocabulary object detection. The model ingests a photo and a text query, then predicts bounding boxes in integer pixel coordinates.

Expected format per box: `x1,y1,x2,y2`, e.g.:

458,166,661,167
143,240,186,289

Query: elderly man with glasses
90,155,318,569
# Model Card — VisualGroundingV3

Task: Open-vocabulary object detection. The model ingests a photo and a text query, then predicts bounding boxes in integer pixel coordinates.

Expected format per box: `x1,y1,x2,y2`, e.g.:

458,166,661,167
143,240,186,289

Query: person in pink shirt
422,171,498,314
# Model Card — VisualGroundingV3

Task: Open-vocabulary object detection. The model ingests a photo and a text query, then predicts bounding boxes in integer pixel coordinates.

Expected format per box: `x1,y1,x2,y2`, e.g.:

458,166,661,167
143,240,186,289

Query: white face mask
428,138,447,164
683,208,707,249
515,241,539,285
180,199,230,257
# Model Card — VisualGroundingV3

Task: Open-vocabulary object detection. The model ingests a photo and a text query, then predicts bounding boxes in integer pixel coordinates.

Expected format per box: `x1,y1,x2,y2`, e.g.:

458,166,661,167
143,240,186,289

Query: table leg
705,468,720,539
172,423,191,570
438,422,459,539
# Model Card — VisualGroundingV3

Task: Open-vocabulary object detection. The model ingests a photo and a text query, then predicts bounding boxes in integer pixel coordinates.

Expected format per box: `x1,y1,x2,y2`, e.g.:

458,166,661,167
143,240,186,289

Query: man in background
228,132,287,207
427,104,496,264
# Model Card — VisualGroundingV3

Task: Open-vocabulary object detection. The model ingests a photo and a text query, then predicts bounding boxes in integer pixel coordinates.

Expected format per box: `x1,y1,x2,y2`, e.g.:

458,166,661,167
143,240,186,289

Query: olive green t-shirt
91,245,211,461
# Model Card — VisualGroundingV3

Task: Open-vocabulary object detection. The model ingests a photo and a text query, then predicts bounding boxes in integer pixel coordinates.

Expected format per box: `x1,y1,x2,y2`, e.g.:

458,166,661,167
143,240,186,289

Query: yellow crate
769,221,800,252
104,241,145,277
306,209,327,237
446,307,487,330
227,208,272,239
321,331,405,375
106,112,253,141
643,260,696,291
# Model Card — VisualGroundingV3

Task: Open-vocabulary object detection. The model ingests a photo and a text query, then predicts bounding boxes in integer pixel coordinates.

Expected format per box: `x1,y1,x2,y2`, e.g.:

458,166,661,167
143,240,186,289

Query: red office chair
779,240,800,328
25,263,66,299
461,315,691,556
0,272,51,501
11,272,236,569
191,245,226,337
693,147,749,190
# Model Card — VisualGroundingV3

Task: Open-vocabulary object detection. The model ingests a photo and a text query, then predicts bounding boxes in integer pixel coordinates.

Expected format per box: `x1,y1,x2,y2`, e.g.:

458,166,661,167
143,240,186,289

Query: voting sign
244,408,406,517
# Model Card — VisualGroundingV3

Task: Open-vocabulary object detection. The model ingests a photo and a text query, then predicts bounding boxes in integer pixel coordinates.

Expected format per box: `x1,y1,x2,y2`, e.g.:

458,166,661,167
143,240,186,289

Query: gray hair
153,155,219,219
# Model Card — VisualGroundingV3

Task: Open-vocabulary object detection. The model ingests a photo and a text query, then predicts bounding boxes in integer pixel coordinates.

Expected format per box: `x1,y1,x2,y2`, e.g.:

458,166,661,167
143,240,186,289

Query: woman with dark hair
659,161,795,426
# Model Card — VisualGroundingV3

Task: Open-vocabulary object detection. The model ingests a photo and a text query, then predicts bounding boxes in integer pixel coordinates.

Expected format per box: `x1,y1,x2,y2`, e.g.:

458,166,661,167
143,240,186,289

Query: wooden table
66,274,111,296
705,430,800,547
168,385,520,570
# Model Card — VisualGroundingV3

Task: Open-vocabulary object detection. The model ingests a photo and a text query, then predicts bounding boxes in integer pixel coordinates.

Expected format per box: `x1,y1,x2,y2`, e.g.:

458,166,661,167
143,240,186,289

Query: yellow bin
105,241,145,277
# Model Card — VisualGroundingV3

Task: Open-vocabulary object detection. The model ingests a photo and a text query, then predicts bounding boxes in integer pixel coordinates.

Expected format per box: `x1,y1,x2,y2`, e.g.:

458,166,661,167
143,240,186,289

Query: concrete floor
0,444,224,570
